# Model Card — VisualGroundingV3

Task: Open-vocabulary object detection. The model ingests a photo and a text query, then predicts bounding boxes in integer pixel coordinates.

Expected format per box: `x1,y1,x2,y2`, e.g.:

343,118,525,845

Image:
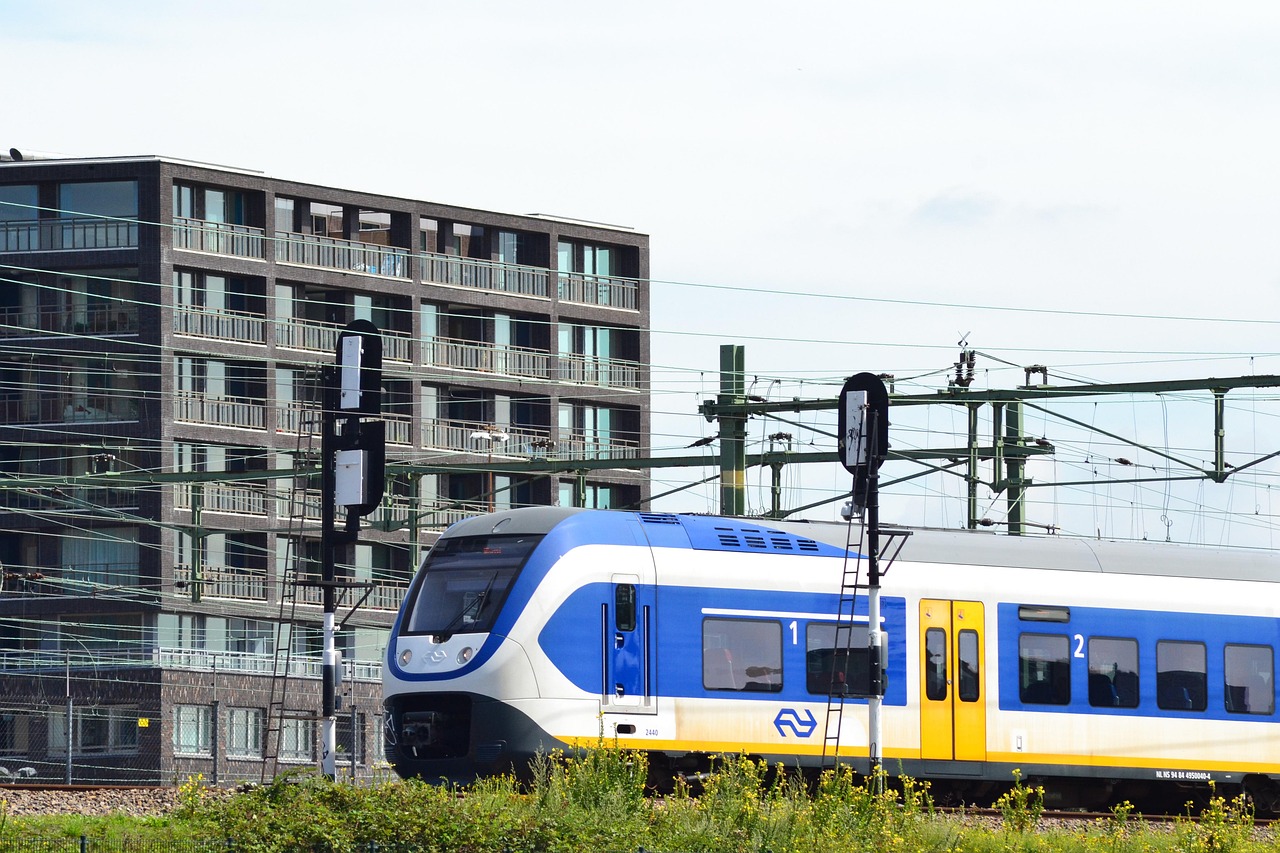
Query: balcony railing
276,231,409,278
175,563,268,602
174,482,269,516
422,418,552,454
284,577,408,611
0,394,139,425
426,336,550,379
0,486,138,512
276,405,412,445
557,273,638,310
556,353,642,390
173,390,267,430
173,216,264,258
173,305,266,344
275,317,412,362
0,304,138,337
421,252,550,298
0,217,139,252
558,430,641,460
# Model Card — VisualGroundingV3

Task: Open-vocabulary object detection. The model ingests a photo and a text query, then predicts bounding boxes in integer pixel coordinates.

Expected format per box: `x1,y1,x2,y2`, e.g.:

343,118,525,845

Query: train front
382,507,576,782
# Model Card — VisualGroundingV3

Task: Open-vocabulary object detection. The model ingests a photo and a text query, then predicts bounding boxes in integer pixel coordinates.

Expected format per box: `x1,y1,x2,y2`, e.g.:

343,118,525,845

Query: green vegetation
0,745,1270,852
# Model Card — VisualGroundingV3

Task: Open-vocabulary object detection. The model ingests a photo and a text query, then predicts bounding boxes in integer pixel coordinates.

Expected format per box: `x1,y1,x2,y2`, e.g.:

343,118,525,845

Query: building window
49,706,139,756
279,716,314,763
702,618,782,692
1018,633,1070,705
1156,640,1207,711
0,712,32,755
1225,643,1273,715
173,705,213,756
227,707,264,758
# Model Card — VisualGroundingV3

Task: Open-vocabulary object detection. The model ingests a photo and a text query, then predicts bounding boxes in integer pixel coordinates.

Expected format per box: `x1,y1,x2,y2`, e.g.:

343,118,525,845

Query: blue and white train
382,506,1280,808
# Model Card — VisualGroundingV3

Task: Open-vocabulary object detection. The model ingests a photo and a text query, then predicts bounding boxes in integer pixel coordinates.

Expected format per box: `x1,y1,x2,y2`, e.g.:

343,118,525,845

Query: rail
420,251,550,297
275,317,412,362
557,272,638,310
173,391,267,430
0,217,138,252
426,336,550,379
173,305,266,344
276,230,409,278
173,216,264,258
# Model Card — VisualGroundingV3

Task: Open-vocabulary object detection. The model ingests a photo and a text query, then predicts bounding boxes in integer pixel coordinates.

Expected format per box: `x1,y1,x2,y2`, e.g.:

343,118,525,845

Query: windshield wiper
434,572,498,640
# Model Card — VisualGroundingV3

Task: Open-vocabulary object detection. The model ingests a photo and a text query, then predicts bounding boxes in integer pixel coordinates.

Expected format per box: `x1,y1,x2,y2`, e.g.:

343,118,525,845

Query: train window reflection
1156,640,1207,712
1088,637,1139,708
399,535,542,637
957,629,980,702
1019,633,1070,705
1224,644,1273,715
925,628,947,701
806,622,870,696
702,618,782,692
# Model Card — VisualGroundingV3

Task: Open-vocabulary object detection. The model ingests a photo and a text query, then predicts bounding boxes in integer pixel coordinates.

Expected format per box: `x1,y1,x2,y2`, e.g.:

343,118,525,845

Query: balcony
173,305,266,344
420,252,550,298
558,430,640,460
276,404,413,445
0,304,138,338
175,563,268,602
275,316,412,363
558,273,638,310
0,394,139,426
173,216,264,259
276,230,409,278
556,353,642,390
0,217,138,252
422,418,552,455
427,336,550,379
174,482,269,516
173,390,267,430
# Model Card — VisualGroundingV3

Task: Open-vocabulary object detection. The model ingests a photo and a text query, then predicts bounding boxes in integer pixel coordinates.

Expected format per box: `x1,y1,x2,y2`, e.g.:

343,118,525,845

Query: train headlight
457,646,474,665
399,648,413,666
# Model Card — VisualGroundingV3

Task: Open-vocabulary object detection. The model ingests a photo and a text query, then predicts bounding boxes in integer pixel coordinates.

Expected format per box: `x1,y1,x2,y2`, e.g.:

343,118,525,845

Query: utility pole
715,344,746,516
838,373,889,787
319,320,384,779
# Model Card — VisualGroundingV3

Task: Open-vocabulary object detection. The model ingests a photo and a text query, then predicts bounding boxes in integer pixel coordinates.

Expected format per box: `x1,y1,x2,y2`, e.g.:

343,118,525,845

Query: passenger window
702,618,782,692
1088,637,1139,708
1224,644,1274,715
957,629,980,702
806,622,870,695
925,628,947,701
614,584,636,632
1018,633,1070,705
1156,640,1207,711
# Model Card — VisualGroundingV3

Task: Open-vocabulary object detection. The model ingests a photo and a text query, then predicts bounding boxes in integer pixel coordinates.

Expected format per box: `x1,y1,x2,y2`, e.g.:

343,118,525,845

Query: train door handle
615,683,625,697
615,633,624,649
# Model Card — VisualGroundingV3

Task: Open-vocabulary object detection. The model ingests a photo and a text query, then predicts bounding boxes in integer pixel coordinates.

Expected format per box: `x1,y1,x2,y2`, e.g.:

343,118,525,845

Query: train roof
439,507,1280,584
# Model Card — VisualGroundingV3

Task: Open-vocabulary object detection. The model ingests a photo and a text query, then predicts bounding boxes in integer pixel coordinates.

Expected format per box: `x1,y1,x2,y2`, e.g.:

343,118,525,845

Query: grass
0,747,1270,852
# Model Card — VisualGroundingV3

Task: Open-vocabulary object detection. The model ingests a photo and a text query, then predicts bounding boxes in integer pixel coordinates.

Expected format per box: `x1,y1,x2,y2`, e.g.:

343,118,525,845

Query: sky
5,1,1280,547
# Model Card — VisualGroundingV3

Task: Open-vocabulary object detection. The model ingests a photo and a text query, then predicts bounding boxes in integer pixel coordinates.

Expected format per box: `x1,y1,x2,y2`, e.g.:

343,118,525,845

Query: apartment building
0,151,650,782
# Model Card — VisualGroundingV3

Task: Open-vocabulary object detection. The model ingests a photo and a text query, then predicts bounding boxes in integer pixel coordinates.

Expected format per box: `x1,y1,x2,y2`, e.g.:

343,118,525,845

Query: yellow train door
919,599,986,762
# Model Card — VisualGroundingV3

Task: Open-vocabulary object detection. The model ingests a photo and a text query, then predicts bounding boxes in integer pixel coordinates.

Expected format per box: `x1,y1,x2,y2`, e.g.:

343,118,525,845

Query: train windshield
400,534,542,637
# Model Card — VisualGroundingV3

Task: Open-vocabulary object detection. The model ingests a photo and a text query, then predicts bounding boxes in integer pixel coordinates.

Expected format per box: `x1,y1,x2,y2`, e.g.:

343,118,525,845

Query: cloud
910,189,1002,227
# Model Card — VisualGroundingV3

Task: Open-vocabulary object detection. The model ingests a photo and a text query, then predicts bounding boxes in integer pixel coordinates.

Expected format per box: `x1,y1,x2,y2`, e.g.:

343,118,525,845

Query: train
382,506,1280,809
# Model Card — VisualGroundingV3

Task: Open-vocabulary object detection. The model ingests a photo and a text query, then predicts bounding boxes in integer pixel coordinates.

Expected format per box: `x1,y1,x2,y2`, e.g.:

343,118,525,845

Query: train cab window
924,628,947,700
1156,641,1207,712
703,618,782,692
1224,644,1274,715
957,629,980,702
399,534,542,637
1088,637,1139,708
1018,633,1070,705
614,584,636,632
806,622,870,695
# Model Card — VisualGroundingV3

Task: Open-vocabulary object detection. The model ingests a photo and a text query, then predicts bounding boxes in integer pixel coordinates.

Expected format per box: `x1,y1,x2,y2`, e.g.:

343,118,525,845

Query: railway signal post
319,320,385,779
838,373,889,784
